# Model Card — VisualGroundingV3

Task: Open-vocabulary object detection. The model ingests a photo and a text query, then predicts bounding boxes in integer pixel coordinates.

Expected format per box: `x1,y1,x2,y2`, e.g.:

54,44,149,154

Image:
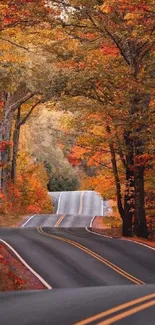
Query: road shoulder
92,216,155,249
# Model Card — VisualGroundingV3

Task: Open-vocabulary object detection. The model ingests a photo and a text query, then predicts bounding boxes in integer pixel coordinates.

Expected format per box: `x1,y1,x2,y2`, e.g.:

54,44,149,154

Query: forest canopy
0,0,154,237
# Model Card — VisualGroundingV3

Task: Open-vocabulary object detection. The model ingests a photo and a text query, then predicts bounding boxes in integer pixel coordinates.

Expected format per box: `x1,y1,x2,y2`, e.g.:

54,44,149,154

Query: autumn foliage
0,155,53,216
53,0,155,238
0,0,48,31
0,0,154,238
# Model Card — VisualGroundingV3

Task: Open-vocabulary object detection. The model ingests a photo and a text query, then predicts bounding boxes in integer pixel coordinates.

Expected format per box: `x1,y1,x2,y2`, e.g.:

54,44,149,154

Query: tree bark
11,101,40,182
134,165,148,238
123,131,135,237
107,126,136,237
1,119,13,190
1,95,14,191
108,136,133,237
0,88,35,191
11,107,21,182
131,92,150,238
107,126,124,220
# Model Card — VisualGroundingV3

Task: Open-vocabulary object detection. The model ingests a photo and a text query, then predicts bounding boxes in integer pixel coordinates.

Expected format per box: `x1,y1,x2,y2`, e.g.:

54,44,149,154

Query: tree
0,1,71,217
0,27,68,190
0,0,64,191
51,1,155,237
1,0,154,236
0,152,53,216
0,87,35,190
11,100,42,181
17,103,80,192
0,0,49,32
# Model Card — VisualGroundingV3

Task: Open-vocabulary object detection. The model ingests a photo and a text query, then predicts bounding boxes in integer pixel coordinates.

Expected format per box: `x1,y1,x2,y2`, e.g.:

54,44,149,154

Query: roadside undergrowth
0,244,46,291
0,214,27,227
92,216,155,247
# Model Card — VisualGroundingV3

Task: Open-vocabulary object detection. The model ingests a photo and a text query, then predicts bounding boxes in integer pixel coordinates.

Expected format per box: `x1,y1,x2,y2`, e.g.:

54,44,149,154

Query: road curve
53,191,106,216
22,214,96,228
0,227,155,288
0,285,155,325
22,214,64,227
22,191,109,227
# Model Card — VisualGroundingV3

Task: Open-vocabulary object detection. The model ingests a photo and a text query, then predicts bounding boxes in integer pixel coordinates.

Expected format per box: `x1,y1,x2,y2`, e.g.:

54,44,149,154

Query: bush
0,162,53,216
48,176,79,192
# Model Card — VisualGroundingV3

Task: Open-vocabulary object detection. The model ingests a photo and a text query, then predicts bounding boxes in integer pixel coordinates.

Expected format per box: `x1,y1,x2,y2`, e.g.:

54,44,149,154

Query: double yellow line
73,293,155,325
55,215,65,227
38,227,144,285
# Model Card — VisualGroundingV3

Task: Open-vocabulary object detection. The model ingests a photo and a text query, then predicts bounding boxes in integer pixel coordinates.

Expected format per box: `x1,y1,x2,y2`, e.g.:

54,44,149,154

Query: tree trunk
123,166,134,237
0,122,3,190
109,142,124,219
131,92,150,238
123,131,135,237
0,89,35,192
122,216,132,237
134,133,148,238
134,165,148,238
0,93,13,191
107,125,136,237
109,138,133,237
11,107,21,182
106,126,124,220
1,113,14,191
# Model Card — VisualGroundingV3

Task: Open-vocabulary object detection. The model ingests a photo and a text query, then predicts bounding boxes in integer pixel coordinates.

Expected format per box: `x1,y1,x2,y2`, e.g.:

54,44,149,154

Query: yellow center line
79,191,84,215
55,215,65,227
37,227,145,285
97,299,155,325
73,293,155,325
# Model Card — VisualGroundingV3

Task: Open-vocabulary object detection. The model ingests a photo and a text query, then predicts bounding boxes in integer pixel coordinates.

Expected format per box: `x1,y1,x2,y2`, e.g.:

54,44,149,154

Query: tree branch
87,11,131,66
18,101,41,127
6,91,36,118
0,36,33,53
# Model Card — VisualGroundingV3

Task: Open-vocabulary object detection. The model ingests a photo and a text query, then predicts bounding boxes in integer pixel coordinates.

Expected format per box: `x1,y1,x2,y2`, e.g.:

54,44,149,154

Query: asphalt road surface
22,191,111,227
1,284,155,325
0,227,155,288
1,191,155,324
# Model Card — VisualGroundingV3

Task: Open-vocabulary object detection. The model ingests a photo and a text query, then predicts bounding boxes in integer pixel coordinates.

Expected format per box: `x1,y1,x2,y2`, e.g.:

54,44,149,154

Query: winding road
0,227,155,288
22,191,111,227
0,190,155,324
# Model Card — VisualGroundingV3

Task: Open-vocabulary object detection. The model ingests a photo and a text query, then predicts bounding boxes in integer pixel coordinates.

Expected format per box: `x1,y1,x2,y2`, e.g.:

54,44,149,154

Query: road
0,227,155,288
1,284,155,325
1,190,155,324
22,191,110,227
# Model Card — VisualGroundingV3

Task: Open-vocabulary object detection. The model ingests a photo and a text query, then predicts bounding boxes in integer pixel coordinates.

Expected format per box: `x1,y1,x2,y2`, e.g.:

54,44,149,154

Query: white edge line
0,239,52,289
86,226,155,250
87,214,155,250
90,215,96,228
57,192,63,214
85,215,112,238
22,215,36,227
121,238,155,251
85,227,112,239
